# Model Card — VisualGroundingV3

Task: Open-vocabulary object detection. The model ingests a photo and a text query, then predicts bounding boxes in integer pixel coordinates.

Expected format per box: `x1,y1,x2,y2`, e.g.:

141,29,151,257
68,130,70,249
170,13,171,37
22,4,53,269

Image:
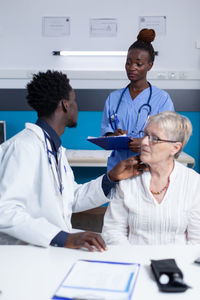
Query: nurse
0,70,144,251
101,28,174,171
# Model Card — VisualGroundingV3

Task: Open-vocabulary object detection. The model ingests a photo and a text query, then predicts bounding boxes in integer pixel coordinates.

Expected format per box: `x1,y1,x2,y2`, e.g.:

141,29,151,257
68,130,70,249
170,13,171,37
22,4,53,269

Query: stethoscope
43,130,64,195
110,81,152,135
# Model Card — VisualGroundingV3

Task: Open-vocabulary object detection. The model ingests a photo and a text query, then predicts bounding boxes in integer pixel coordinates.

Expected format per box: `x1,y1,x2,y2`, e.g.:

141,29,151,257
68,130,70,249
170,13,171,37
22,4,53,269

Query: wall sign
42,17,70,37
90,18,118,37
139,16,166,35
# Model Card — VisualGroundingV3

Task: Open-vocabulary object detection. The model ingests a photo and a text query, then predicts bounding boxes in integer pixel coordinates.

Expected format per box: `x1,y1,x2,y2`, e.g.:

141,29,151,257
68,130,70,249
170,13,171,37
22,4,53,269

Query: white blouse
102,161,200,245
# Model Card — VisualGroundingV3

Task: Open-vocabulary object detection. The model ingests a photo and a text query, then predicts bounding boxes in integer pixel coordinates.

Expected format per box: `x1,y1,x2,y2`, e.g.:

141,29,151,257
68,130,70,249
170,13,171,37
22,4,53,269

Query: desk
66,150,195,168
0,245,199,300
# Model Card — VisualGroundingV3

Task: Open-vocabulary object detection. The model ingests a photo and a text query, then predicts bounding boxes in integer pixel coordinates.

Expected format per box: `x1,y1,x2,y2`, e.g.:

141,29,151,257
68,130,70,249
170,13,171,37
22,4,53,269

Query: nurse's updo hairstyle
128,28,156,63
27,70,72,117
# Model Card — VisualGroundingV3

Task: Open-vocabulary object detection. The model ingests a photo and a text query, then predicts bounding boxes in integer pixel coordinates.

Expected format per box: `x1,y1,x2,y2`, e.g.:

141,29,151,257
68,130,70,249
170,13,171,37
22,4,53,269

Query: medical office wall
0,0,200,177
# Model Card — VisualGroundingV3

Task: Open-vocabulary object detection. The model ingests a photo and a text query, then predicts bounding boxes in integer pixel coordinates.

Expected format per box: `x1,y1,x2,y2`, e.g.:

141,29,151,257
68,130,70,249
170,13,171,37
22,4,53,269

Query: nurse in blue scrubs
101,28,175,171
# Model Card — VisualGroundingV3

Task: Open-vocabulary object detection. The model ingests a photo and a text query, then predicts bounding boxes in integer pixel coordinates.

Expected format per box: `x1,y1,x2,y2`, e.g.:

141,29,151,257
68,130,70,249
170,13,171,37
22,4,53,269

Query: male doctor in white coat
0,70,144,251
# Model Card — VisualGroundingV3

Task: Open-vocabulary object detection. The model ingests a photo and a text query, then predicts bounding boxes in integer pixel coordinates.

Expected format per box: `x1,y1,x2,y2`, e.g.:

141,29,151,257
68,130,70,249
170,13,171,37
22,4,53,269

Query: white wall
0,0,200,88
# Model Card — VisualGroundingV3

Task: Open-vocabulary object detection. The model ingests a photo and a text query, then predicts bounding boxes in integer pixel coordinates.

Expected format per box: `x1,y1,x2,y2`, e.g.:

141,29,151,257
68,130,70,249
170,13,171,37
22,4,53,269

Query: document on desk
87,136,131,150
52,259,140,300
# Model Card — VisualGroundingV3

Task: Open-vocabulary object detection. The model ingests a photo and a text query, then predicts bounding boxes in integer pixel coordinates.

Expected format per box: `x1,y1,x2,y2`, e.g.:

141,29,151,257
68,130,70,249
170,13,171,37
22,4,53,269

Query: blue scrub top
101,85,174,171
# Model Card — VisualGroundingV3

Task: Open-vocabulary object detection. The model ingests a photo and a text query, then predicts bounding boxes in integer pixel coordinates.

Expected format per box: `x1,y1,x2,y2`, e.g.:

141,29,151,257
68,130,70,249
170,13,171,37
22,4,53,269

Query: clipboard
52,259,140,300
87,136,131,150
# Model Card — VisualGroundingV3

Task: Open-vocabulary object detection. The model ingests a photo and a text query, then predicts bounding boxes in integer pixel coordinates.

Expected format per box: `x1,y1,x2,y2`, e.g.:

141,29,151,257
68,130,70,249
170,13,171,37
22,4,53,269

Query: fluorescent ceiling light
52,51,127,56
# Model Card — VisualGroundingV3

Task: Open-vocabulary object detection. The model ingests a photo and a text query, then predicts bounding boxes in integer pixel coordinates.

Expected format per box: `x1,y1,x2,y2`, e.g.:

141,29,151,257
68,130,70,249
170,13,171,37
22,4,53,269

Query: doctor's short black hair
26,70,72,117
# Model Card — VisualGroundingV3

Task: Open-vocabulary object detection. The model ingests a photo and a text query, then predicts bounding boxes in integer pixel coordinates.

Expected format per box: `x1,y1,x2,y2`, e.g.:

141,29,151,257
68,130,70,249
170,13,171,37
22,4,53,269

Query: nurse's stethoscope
110,81,152,134
43,130,64,195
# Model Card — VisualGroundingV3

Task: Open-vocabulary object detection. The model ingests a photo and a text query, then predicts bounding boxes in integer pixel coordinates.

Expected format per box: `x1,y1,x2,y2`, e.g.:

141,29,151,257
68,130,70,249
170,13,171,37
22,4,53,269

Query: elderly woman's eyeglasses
141,131,178,144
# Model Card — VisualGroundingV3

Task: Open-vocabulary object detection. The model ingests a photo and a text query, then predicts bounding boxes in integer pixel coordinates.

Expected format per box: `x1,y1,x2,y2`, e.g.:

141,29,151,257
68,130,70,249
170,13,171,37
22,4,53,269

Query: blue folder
87,136,131,150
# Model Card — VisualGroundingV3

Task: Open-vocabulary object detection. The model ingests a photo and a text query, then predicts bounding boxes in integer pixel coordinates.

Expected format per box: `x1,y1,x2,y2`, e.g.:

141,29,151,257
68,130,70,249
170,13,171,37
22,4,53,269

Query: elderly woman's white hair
147,111,192,158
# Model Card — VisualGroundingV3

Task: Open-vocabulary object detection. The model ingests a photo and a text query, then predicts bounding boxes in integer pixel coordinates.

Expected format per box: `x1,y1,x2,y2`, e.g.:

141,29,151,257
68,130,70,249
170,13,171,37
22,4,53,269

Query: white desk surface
0,245,199,300
66,150,195,168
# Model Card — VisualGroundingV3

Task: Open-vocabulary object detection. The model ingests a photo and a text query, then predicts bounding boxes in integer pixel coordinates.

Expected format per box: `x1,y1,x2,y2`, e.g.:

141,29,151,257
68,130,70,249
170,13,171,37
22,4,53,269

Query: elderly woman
102,111,200,245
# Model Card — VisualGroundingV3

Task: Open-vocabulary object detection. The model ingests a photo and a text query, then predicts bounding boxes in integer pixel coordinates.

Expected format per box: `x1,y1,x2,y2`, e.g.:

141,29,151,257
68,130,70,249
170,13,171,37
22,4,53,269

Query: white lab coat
0,123,108,247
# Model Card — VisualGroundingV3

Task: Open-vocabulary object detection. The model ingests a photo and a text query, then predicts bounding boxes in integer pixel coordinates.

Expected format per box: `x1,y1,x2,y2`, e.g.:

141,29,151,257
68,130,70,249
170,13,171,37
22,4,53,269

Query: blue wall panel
0,111,199,182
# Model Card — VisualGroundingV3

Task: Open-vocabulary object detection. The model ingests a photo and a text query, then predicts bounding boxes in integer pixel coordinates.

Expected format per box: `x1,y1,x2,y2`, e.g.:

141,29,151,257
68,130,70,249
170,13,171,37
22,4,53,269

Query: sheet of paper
53,260,140,300
63,260,135,291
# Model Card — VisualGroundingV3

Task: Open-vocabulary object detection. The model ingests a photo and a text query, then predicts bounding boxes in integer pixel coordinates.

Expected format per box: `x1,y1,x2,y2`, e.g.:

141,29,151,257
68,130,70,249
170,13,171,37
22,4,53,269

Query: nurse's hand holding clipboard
106,129,128,136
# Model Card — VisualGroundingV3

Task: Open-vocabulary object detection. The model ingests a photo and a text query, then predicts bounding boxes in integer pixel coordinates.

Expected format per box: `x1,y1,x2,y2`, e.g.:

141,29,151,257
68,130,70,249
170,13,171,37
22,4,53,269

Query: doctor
0,70,143,251
101,28,174,171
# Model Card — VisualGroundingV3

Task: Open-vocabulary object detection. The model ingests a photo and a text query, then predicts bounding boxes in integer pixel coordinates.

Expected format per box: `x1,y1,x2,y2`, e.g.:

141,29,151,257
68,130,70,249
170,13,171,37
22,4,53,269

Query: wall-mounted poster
139,16,166,35
42,17,70,37
90,18,118,37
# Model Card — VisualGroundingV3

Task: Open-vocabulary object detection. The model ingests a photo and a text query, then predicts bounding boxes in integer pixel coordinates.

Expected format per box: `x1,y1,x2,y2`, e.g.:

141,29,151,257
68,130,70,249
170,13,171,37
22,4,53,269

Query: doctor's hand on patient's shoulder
65,231,107,252
106,129,128,136
129,137,142,153
108,156,148,182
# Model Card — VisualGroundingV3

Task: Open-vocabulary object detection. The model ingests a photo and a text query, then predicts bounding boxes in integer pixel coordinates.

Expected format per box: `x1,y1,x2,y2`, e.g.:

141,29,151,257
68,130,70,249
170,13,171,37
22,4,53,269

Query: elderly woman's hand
108,156,148,182
129,137,142,153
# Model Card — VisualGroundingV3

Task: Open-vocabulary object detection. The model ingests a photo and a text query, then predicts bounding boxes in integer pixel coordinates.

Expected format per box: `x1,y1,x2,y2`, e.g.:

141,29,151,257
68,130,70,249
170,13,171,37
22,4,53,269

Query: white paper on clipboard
52,259,140,300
